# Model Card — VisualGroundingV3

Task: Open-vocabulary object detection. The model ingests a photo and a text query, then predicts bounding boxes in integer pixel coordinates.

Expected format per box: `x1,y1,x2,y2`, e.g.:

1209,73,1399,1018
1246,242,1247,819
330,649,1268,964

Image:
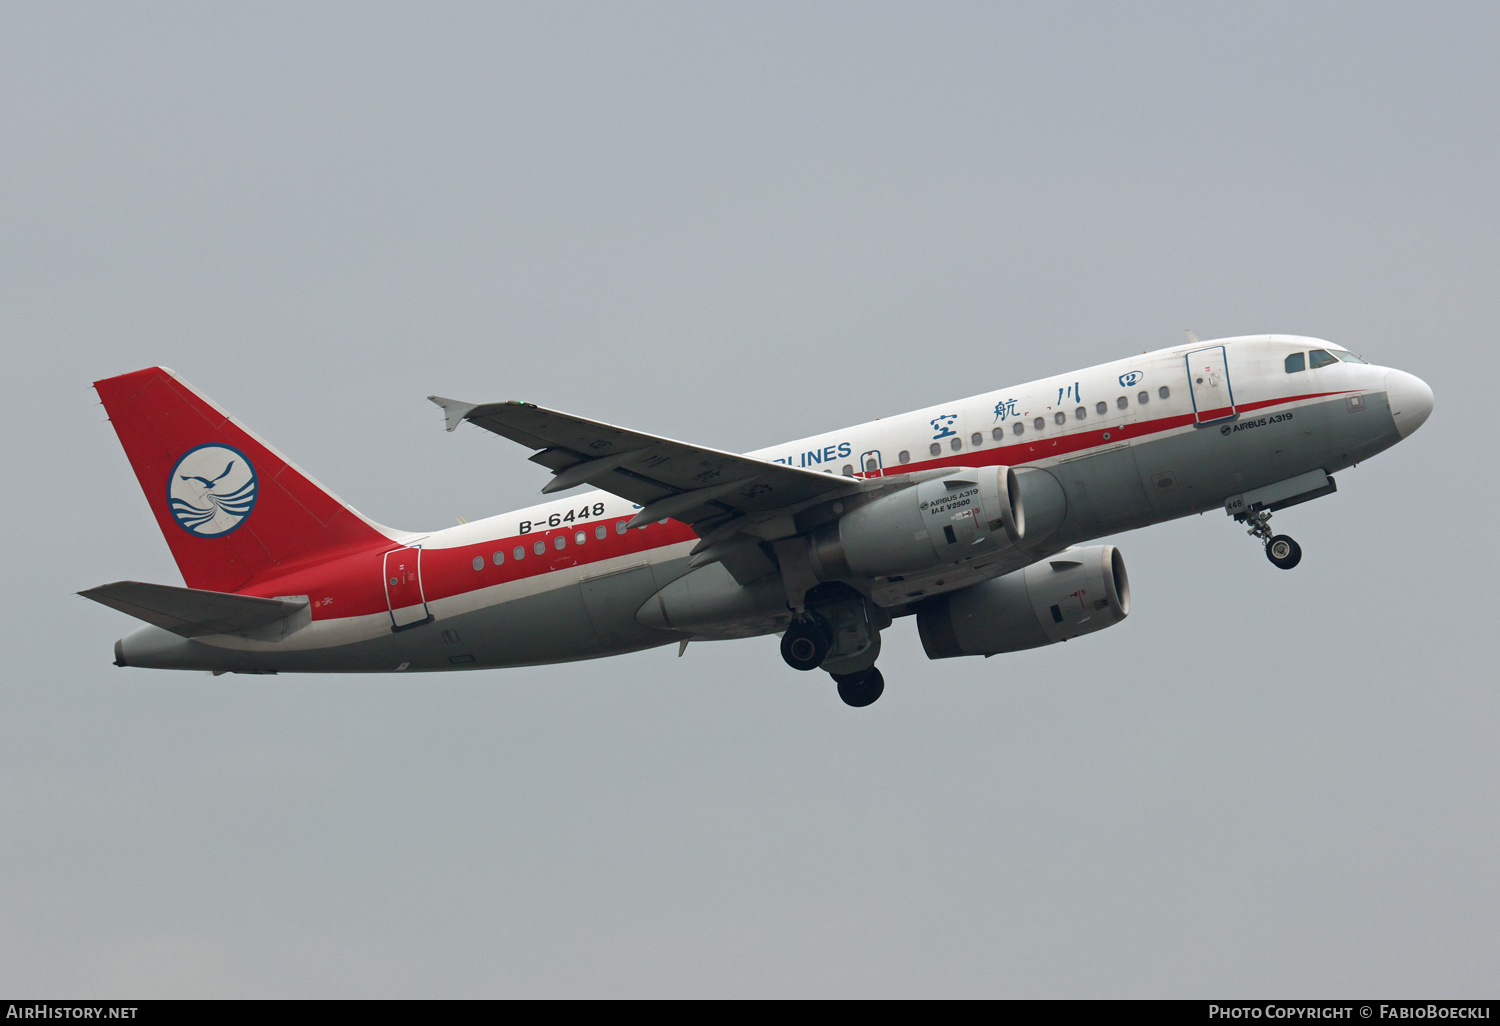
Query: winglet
428,396,479,433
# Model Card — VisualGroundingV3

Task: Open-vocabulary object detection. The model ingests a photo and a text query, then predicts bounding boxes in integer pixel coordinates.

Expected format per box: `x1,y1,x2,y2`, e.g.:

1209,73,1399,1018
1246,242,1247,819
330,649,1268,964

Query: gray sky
2,1,1495,997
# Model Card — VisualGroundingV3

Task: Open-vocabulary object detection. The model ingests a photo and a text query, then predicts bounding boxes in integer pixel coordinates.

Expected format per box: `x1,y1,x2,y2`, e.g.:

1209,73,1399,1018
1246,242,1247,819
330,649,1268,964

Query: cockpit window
1285,352,1305,373
1333,350,1368,364
1309,349,1338,369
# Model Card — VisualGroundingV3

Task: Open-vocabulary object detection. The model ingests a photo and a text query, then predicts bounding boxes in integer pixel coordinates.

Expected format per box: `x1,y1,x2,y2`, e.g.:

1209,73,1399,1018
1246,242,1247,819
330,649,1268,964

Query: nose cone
1385,369,1434,438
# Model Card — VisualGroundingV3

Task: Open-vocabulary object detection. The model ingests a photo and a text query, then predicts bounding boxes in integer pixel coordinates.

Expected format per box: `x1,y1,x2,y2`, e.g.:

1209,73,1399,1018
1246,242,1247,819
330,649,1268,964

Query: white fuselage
112,335,1431,674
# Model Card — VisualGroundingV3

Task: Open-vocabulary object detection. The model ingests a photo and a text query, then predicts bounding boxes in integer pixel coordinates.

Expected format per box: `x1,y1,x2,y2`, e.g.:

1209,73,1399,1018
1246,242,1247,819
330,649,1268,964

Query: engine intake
808,466,1024,580
917,545,1130,658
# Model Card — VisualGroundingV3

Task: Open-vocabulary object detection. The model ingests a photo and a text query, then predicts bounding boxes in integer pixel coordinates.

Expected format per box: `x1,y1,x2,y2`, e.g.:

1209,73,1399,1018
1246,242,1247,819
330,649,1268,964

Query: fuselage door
384,545,432,631
860,450,885,478
1185,345,1237,425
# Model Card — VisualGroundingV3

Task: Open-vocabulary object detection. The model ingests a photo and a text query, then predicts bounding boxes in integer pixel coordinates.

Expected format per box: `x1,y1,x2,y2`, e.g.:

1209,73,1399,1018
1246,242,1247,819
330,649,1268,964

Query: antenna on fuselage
1184,329,1201,343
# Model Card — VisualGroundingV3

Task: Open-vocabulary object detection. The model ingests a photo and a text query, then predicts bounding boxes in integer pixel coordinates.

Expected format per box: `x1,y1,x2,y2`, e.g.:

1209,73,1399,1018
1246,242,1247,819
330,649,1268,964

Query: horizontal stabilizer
79,581,310,639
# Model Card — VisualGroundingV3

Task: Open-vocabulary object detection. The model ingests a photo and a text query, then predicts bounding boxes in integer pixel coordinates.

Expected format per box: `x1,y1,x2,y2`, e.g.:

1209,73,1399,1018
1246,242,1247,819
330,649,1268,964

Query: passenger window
492,551,504,565
534,540,546,555
555,535,566,550
1285,352,1306,373
595,525,607,540
1013,422,1024,436
575,531,586,545
950,437,962,451
1034,417,1045,430
841,464,853,476
472,556,484,571
1054,412,1066,425
899,450,910,464
1309,349,1337,369
513,546,525,560
616,521,628,534
1117,396,1128,410
1138,391,1149,404
991,427,1004,441
971,432,982,447
930,443,941,456
864,457,878,472
1075,407,1086,420
1158,386,1170,399
1096,401,1107,415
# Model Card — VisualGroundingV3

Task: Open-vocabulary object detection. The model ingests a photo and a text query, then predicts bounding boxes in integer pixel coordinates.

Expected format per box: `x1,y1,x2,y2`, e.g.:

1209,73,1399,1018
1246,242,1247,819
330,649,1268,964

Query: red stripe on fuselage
867,389,1350,479
239,516,698,619
237,388,1352,619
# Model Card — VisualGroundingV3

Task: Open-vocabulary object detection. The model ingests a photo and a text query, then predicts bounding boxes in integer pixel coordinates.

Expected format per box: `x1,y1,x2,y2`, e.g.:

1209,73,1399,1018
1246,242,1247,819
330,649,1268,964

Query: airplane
81,334,1433,707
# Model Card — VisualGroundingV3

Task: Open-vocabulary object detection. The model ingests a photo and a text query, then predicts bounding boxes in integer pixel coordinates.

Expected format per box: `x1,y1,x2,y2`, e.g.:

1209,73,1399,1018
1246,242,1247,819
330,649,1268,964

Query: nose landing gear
1266,534,1302,570
1238,508,1303,570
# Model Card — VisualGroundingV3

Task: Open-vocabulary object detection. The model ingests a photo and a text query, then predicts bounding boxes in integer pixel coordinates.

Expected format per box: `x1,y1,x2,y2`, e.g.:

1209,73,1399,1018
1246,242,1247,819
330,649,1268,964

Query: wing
428,397,863,538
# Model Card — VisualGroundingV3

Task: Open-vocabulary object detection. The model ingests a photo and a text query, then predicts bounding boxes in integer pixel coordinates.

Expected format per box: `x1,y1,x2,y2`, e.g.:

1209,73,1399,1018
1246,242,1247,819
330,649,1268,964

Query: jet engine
916,545,1130,658
807,467,1025,580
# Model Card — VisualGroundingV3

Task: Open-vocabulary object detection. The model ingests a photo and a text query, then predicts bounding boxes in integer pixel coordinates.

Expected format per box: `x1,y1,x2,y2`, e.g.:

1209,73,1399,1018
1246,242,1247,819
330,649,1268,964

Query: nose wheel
1266,534,1302,570
1237,508,1303,570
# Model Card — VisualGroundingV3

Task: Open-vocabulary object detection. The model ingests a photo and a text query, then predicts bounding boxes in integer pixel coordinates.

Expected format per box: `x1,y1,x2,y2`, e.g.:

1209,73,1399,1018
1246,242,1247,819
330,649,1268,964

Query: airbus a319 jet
83,334,1433,707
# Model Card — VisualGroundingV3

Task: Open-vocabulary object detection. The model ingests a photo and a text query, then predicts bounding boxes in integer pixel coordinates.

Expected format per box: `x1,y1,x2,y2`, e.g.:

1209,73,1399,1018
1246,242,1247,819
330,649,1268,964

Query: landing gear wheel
780,616,832,671
833,667,885,708
1266,534,1302,570
1238,508,1302,570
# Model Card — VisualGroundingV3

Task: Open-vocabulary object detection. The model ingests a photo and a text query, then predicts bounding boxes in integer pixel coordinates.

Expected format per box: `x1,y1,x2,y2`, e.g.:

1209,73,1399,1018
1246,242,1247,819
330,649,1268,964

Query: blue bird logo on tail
179,460,236,491
167,444,258,536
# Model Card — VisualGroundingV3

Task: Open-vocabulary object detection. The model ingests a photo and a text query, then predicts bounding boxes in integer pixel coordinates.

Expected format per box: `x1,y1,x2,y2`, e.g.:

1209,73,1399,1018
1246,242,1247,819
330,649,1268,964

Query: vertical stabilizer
94,367,394,593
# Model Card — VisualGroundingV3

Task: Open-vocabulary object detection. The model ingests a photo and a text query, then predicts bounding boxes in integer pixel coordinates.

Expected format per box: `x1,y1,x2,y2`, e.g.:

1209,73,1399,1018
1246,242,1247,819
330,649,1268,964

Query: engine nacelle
808,467,1025,580
917,545,1130,658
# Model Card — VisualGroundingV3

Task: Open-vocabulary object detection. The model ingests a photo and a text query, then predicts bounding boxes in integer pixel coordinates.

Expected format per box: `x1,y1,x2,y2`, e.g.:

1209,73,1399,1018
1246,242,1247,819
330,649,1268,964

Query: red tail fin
95,367,393,593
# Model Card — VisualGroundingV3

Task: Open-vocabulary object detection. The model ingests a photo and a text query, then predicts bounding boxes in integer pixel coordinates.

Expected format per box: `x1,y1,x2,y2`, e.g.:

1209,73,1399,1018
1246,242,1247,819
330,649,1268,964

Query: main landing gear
1237,508,1303,570
780,614,832,671
831,667,884,708
778,586,890,707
